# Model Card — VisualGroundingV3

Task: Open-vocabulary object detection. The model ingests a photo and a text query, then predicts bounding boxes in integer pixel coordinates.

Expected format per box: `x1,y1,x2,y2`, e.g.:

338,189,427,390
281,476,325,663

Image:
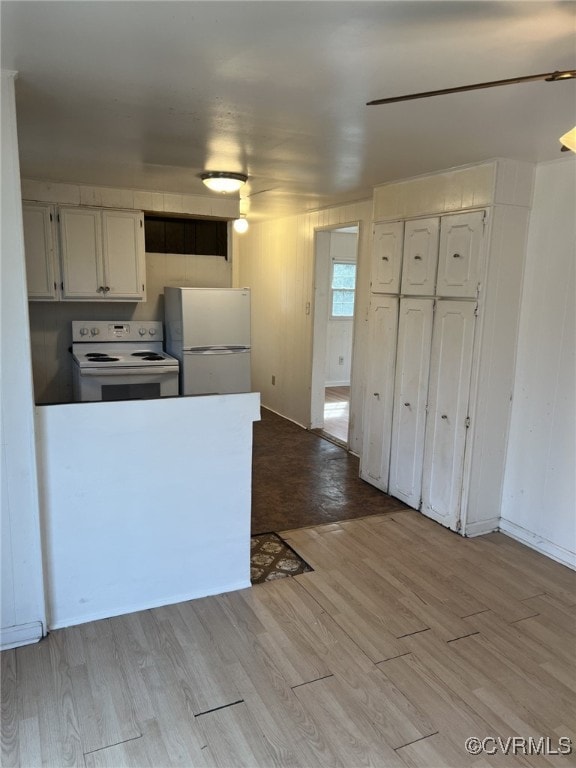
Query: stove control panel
72,320,165,342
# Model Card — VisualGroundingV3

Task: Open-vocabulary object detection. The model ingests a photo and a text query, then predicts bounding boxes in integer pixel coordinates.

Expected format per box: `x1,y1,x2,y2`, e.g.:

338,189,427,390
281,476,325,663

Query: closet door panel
437,211,485,297
421,300,476,530
388,298,434,508
401,218,439,295
371,222,404,294
360,296,399,492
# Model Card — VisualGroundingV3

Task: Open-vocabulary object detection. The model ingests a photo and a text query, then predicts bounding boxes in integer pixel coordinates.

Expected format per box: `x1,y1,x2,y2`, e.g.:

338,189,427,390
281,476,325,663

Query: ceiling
2,1,575,220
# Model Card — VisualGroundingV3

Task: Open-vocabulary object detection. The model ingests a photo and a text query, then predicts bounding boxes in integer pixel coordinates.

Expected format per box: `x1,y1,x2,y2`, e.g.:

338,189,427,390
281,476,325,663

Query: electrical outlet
272,375,276,385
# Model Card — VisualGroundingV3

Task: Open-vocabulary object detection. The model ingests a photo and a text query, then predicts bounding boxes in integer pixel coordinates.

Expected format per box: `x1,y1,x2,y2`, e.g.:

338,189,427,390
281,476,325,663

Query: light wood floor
2,510,576,767
322,385,350,443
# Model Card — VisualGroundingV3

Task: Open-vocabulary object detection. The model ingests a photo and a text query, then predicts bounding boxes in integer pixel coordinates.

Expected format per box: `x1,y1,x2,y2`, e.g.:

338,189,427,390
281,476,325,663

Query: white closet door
421,300,476,530
437,211,485,297
360,296,399,492
370,222,404,294
388,298,434,508
401,218,439,295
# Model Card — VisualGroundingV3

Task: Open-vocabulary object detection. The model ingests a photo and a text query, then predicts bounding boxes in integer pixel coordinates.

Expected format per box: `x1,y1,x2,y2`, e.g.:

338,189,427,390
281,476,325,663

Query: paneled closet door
436,211,485,297
388,298,434,508
401,218,439,295
370,221,404,294
360,296,399,492
421,300,476,531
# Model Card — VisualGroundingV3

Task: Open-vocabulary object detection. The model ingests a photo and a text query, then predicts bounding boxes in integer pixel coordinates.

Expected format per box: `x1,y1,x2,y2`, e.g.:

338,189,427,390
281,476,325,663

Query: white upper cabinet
436,211,485,297
371,221,404,293
401,217,440,296
60,207,103,299
59,207,145,301
102,210,146,300
22,203,59,301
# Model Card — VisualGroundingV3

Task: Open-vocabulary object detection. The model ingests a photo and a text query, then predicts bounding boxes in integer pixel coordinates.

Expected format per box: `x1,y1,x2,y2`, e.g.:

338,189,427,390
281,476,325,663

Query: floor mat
250,532,313,585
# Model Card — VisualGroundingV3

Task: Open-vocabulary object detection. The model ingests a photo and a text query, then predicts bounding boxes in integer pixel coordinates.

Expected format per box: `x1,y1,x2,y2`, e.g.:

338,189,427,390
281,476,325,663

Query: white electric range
71,320,179,402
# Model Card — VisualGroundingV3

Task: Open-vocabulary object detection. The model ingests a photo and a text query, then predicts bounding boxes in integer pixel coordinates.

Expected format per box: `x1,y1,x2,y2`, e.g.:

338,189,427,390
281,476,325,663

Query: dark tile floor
251,407,409,534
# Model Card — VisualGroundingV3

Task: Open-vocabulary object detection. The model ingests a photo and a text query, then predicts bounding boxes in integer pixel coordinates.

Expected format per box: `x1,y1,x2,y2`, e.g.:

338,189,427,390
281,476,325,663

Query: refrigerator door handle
186,346,251,355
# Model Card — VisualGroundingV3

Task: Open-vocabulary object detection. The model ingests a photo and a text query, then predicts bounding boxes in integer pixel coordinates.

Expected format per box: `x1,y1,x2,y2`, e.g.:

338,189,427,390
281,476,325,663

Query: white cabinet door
360,296,399,492
102,210,146,300
401,217,439,295
59,207,103,299
421,300,476,531
436,211,485,297
22,203,58,301
388,299,434,508
371,222,403,294
60,207,145,301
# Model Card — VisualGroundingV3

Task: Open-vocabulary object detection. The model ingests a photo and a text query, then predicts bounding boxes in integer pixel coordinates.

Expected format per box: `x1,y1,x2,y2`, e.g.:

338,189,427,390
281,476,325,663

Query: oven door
74,366,179,402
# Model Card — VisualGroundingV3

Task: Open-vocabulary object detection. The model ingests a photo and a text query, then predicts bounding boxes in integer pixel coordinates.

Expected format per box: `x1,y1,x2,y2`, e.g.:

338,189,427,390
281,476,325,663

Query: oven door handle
79,366,178,376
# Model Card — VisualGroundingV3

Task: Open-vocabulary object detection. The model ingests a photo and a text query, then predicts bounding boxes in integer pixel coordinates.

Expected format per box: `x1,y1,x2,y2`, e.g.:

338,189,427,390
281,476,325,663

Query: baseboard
500,518,576,571
325,381,350,388
260,405,307,429
463,517,500,537
48,579,251,631
0,621,44,651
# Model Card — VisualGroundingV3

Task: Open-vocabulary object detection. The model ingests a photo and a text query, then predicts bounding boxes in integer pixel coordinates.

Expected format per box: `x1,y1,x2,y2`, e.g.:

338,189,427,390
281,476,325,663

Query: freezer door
182,349,251,395
180,288,251,348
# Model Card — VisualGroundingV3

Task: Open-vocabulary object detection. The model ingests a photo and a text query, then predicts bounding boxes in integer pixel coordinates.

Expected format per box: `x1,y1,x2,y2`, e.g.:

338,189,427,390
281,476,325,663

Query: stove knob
149,328,157,336
91,327,100,336
79,327,89,336
138,327,147,336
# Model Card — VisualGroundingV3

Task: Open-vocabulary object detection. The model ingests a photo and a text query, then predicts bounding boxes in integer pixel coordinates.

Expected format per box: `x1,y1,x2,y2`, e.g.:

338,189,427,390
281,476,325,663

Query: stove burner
86,352,109,358
88,356,120,362
132,352,165,361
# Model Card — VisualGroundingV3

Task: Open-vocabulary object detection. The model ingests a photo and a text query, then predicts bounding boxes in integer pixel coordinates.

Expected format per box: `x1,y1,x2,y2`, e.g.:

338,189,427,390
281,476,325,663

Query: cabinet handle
441,414,448,419
414,254,422,260
373,392,380,398
452,253,461,259
404,402,410,407
105,286,110,293
381,256,389,261
97,286,104,293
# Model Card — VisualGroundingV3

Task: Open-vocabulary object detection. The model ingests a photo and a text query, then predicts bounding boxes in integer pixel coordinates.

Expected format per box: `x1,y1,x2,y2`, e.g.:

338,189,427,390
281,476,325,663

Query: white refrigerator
164,287,251,395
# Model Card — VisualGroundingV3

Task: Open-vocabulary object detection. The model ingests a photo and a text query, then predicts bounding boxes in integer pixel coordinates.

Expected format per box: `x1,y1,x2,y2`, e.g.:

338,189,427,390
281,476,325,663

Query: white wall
234,201,372,455
501,158,576,568
0,72,46,650
23,179,235,404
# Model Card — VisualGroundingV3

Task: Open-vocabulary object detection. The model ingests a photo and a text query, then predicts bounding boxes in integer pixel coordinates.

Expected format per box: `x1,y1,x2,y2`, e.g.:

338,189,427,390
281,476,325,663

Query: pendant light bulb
233,217,249,234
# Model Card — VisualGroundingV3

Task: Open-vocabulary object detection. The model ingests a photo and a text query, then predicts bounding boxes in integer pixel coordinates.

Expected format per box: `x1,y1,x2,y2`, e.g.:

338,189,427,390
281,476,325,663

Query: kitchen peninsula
35,392,260,629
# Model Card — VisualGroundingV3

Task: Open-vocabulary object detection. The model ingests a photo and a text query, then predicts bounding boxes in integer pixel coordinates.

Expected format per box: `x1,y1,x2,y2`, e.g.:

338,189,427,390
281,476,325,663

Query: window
330,260,357,318
144,215,228,258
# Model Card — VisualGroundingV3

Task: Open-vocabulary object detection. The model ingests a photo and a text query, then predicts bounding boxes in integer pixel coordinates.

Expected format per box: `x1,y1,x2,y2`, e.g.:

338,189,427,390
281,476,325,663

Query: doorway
310,224,359,447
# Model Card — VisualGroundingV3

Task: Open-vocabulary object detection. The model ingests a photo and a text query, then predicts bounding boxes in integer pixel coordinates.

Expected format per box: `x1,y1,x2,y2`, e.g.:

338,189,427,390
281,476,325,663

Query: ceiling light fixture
559,127,576,153
233,216,249,234
200,171,247,193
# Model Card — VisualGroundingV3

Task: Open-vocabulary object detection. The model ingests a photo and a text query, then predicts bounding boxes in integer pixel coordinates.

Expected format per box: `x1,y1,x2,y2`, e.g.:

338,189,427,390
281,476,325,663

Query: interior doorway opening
310,224,359,447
